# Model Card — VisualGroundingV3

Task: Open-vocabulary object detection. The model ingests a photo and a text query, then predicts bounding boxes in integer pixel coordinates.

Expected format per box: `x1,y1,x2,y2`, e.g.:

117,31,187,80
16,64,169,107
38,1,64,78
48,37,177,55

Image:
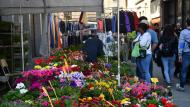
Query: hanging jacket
111,16,116,33
105,19,112,32
119,11,126,33
127,12,135,31
133,12,139,30
125,11,131,32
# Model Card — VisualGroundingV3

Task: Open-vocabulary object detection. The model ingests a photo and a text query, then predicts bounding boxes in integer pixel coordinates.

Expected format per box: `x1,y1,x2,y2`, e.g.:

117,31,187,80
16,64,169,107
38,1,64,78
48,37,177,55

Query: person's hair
154,23,159,27
187,18,190,26
162,24,175,41
138,23,148,32
139,16,148,22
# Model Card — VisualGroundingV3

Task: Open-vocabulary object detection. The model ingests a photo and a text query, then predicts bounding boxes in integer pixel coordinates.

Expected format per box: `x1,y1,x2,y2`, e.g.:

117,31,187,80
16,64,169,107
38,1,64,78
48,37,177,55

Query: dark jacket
83,36,104,62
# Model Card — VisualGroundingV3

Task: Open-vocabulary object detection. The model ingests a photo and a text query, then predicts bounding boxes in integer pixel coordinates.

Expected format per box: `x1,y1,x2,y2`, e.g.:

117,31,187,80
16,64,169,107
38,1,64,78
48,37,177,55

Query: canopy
0,0,103,15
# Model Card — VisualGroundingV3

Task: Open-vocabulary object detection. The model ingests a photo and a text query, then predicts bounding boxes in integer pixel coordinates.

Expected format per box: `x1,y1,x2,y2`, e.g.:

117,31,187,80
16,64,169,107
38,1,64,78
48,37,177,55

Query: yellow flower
134,76,139,82
45,66,51,69
113,81,117,84
108,82,112,85
34,65,42,70
53,63,58,67
152,92,157,97
151,78,159,84
121,98,130,105
99,93,105,100
108,88,113,94
126,87,132,92
90,87,94,90
87,97,92,101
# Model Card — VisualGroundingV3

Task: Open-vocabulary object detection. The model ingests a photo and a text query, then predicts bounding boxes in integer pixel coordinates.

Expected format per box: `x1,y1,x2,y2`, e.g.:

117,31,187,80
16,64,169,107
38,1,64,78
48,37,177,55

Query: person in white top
134,23,152,83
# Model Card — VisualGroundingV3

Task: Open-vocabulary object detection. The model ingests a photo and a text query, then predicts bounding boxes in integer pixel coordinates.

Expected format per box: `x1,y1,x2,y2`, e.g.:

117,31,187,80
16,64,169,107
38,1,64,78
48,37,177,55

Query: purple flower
41,101,49,107
70,81,77,87
15,78,25,84
105,63,111,68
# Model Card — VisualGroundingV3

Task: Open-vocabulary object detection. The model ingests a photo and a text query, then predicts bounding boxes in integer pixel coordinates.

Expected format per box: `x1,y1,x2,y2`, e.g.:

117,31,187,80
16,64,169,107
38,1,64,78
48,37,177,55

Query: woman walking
159,25,178,86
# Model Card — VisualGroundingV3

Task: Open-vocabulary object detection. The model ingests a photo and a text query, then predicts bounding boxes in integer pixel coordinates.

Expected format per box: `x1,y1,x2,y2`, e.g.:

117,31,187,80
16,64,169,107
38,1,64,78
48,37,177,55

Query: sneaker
176,83,185,92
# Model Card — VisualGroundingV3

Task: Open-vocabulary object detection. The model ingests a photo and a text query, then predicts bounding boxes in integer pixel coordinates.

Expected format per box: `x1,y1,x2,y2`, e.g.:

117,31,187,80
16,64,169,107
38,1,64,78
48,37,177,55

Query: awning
0,0,103,15
151,17,160,24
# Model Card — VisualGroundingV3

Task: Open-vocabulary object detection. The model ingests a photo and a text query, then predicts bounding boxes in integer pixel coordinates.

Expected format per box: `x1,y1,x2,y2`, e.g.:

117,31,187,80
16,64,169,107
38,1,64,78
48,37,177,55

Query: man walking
176,18,190,91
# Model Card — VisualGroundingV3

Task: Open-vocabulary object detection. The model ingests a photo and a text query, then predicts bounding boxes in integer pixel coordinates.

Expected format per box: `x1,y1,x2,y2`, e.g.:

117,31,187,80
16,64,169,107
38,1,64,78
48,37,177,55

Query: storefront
161,0,190,27
0,0,103,72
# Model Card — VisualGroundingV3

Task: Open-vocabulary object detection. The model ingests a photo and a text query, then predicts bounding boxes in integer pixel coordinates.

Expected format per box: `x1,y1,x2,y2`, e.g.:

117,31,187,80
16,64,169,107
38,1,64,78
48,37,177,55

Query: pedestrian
159,24,178,86
133,23,152,83
138,17,158,77
176,18,190,91
82,31,104,62
173,23,182,78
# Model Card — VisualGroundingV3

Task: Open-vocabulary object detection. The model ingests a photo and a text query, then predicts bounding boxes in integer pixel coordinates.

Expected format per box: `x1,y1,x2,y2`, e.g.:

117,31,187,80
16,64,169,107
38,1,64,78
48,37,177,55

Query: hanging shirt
111,16,116,33
98,20,104,32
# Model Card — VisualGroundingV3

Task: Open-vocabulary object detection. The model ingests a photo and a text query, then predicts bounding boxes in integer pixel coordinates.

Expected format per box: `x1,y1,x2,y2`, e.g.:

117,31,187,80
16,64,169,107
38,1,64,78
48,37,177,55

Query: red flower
165,103,175,107
87,83,94,89
161,97,168,105
60,56,65,60
48,56,56,61
55,71,61,75
34,58,46,65
147,104,157,107
132,104,139,107
54,100,64,107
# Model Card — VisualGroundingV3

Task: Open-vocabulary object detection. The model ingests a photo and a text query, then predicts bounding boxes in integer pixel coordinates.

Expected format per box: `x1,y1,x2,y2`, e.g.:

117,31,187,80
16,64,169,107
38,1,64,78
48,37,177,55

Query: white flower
16,82,25,89
136,104,141,107
71,65,77,68
20,89,28,94
158,105,163,107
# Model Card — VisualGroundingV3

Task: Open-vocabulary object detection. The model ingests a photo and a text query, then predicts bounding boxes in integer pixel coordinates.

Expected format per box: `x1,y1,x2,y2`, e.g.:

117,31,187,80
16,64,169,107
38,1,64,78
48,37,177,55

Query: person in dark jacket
83,35,104,62
159,24,178,86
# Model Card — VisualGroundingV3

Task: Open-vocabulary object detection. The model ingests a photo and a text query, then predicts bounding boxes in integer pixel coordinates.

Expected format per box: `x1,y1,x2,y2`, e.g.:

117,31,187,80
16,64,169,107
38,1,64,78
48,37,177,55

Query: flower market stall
1,48,176,107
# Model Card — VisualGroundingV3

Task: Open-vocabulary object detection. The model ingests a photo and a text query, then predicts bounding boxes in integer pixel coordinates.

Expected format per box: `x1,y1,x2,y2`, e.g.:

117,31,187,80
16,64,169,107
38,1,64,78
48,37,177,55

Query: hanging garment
112,16,116,33
79,12,88,25
133,12,139,30
125,11,131,32
127,12,135,31
120,11,126,33
98,20,104,32
59,21,66,33
105,19,112,32
55,17,59,47
57,20,62,49
49,14,55,48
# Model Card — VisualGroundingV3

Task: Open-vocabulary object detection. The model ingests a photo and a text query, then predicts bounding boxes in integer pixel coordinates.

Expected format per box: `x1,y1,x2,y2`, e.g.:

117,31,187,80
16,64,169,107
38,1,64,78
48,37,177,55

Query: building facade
150,0,161,25
161,0,190,27
134,0,151,21
104,0,128,17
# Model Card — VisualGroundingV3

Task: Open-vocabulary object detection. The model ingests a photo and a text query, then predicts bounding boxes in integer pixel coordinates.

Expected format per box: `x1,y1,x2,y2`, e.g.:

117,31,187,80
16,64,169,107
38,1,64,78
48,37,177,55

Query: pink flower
41,101,49,106
30,82,41,89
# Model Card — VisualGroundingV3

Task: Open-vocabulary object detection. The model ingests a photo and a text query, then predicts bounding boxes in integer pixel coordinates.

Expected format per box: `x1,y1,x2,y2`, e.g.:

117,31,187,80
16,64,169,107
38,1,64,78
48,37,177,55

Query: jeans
180,52,190,88
149,59,153,77
161,55,176,84
136,54,152,83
